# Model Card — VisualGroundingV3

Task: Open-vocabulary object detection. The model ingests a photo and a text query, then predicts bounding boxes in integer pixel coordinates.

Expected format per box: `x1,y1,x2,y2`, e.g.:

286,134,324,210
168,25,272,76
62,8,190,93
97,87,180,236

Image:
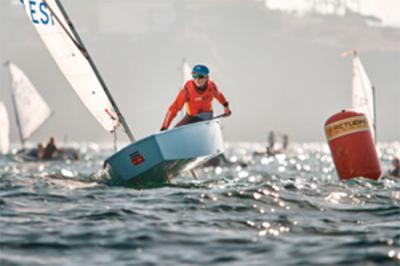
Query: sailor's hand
224,107,232,116
160,127,168,131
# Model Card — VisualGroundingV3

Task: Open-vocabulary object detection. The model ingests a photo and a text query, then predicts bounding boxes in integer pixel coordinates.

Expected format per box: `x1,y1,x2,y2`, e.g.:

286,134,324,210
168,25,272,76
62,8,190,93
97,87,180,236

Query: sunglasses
192,73,207,79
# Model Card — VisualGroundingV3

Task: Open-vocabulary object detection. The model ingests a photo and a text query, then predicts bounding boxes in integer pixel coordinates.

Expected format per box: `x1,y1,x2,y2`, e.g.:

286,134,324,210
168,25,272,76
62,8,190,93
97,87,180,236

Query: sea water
1,142,399,266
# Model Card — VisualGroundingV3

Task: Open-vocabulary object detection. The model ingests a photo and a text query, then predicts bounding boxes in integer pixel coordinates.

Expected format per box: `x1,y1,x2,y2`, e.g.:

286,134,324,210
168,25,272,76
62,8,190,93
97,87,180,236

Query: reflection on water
0,142,399,265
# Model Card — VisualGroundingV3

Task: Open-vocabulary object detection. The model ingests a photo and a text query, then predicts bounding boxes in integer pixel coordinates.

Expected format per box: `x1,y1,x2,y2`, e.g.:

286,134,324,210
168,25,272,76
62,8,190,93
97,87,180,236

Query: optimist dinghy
16,147,79,162
104,120,224,187
5,61,51,149
21,0,224,187
4,61,79,161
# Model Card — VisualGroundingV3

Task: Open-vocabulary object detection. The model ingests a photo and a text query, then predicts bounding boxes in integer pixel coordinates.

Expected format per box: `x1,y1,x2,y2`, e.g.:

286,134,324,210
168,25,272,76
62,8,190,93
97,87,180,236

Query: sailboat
343,50,376,141
5,61,51,148
4,61,78,161
0,102,10,155
21,0,224,187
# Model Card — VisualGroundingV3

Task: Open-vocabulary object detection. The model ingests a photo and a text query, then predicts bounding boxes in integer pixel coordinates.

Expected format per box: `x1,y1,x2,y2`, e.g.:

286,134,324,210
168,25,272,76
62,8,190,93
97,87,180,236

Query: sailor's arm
212,83,231,116
161,89,186,130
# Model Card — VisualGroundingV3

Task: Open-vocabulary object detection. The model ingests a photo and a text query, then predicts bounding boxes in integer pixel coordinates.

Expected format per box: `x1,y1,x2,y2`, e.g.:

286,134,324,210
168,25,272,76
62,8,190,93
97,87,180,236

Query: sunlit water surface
1,142,399,266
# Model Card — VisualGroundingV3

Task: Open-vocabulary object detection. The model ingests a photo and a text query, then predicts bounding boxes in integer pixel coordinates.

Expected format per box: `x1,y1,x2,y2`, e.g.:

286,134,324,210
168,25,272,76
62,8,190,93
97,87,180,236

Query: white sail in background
352,53,375,139
182,60,192,84
0,102,10,155
6,62,51,140
178,60,191,118
21,0,119,132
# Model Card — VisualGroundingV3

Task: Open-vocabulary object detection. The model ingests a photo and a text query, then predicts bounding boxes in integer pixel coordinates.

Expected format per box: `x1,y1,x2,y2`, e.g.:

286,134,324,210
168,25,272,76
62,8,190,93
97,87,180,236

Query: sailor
254,131,289,156
388,157,400,177
281,134,289,152
160,64,231,130
266,131,277,156
37,143,45,159
43,137,58,159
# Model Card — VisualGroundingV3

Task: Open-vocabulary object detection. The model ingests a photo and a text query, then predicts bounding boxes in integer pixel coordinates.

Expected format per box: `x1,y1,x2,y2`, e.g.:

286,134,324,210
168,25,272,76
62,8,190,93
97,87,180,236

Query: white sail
182,60,192,84
6,62,51,140
0,102,10,155
178,60,191,118
21,0,119,132
352,54,375,139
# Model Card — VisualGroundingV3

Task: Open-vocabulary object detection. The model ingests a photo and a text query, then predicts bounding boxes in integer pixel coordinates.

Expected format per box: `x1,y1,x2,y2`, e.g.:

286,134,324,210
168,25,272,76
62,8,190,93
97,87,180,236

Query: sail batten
21,0,134,140
6,62,52,143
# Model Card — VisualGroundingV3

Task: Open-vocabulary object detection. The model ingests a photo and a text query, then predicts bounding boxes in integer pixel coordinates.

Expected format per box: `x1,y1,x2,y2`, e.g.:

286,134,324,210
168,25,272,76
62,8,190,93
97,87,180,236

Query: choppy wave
1,142,399,265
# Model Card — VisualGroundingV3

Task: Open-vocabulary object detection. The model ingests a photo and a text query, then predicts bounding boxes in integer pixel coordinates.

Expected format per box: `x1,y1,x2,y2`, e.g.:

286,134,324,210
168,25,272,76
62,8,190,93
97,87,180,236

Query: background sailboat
5,61,79,161
5,61,51,150
342,50,376,141
0,102,10,155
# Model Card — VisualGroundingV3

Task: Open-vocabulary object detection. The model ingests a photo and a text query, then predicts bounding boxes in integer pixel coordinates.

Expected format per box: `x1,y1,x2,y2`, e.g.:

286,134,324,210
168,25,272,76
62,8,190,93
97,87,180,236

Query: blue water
1,142,399,266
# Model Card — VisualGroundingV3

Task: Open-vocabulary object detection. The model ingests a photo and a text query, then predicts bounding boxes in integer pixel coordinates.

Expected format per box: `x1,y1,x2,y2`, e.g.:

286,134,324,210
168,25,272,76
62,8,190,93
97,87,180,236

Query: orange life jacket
162,80,228,129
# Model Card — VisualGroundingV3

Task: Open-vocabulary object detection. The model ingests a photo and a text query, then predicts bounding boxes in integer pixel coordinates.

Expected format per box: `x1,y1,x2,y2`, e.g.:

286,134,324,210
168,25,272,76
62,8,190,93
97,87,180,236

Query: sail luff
10,84,25,149
43,0,83,54
0,102,10,155
49,0,135,142
372,85,377,142
351,52,376,141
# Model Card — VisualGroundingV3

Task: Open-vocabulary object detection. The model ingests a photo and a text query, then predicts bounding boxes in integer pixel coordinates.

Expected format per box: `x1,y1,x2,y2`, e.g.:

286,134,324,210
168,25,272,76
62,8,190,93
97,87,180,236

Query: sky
0,0,399,145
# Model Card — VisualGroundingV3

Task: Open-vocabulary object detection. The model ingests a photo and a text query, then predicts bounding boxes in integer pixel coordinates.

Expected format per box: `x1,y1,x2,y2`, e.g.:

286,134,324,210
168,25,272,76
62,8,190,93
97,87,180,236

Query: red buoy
324,110,381,180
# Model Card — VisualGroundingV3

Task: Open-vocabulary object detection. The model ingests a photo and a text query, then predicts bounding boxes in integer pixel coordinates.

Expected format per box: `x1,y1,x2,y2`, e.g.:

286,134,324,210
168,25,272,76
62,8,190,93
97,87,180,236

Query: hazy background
0,0,399,144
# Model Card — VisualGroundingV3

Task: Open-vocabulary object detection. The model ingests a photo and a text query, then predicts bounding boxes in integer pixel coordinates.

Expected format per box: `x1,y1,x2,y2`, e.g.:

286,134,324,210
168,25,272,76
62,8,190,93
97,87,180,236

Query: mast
4,61,25,149
10,88,25,149
45,0,135,142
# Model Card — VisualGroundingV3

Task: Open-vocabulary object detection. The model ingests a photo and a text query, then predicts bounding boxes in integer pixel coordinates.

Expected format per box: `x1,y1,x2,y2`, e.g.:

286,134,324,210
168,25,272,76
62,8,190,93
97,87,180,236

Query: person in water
388,157,400,177
160,64,231,130
43,137,59,159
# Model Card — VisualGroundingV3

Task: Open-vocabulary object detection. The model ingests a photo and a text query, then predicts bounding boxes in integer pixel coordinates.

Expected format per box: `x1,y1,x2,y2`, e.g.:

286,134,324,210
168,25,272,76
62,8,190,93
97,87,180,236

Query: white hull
104,120,224,187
